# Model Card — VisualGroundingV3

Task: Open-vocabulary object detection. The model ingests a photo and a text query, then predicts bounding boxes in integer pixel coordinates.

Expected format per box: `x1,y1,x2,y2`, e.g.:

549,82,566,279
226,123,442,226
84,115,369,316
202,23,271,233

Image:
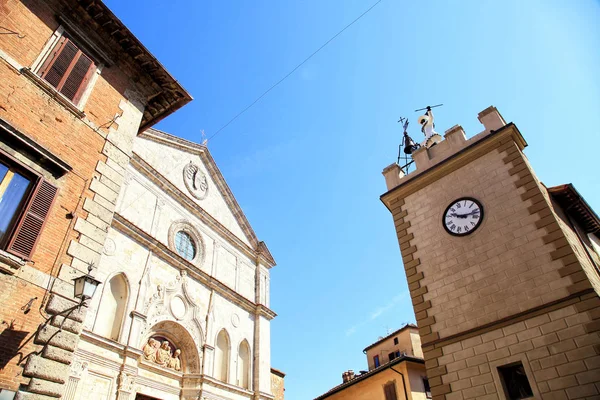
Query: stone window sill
0,249,26,275
21,68,86,119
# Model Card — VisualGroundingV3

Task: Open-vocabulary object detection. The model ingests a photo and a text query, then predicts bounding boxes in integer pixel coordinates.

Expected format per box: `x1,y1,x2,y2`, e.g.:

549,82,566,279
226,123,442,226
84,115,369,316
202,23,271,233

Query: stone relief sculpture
142,338,182,371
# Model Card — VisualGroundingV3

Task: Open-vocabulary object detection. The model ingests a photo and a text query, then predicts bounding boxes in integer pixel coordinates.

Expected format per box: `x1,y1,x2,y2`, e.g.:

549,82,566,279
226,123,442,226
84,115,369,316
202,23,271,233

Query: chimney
341,370,355,383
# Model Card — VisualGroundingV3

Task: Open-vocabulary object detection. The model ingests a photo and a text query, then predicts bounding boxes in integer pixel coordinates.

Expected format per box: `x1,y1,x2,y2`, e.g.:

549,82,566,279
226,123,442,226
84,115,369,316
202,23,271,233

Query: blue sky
104,1,599,398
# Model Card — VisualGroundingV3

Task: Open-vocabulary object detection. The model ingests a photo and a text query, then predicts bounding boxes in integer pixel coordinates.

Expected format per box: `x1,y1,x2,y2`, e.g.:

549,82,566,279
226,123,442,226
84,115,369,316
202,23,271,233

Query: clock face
443,197,484,236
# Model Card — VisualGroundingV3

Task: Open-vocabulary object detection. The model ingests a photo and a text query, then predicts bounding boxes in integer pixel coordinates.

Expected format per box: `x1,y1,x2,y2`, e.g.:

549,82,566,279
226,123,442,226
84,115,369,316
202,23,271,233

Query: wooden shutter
63,53,95,103
38,36,96,104
384,383,398,400
41,39,78,89
7,179,58,260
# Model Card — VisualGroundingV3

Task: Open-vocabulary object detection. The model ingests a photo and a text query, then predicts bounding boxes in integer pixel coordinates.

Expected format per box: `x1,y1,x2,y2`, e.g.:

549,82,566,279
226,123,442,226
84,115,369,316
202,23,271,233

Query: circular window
175,231,196,261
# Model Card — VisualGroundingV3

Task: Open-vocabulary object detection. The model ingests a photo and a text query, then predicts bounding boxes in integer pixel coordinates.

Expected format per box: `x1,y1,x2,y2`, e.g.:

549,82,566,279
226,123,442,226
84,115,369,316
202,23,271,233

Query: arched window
238,340,251,389
94,274,128,341
214,330,230,382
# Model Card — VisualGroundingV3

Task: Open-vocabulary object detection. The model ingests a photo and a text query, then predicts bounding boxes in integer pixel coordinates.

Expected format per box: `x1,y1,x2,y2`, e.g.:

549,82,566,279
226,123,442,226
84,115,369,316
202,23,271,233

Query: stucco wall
321,361,427,400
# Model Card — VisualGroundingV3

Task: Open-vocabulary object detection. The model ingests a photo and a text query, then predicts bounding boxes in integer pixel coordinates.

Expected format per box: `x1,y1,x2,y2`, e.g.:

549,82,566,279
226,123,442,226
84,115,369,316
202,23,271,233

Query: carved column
63,360,88,400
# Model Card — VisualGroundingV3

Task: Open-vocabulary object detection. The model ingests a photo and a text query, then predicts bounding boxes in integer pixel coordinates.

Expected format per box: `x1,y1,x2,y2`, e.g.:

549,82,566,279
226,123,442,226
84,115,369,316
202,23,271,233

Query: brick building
381,107,600,399
0,0,190,398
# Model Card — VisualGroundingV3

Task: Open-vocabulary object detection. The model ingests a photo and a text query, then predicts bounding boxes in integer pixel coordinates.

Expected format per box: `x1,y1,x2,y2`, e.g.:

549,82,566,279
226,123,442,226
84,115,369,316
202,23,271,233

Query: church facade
382,107,600,399
68,128,277,400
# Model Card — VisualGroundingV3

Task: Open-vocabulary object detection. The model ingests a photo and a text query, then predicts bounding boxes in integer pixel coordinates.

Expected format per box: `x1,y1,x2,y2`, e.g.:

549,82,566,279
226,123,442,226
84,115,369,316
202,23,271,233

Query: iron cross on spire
398,116,409,133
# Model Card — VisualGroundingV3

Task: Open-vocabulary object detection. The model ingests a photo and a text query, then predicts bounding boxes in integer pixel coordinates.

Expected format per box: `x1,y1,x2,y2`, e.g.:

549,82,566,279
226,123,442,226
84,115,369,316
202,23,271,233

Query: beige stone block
539,353,568,368
533,367,558,382
557,325,586,341
548,375,578,391
450,378,472,391
83,198,114,224
486,347,510,362
462,385,486,399
508,340,534,355
566,384,599,398
96,160,124,186
74,218,108,245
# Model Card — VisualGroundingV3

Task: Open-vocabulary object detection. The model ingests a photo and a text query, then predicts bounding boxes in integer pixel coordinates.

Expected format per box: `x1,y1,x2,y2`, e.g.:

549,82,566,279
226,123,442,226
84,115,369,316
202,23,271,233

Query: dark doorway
135,394,162,400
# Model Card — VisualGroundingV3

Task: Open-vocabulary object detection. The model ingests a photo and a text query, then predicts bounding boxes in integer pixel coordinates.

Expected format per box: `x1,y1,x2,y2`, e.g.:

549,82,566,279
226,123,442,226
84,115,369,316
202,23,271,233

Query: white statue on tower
417,106,443,148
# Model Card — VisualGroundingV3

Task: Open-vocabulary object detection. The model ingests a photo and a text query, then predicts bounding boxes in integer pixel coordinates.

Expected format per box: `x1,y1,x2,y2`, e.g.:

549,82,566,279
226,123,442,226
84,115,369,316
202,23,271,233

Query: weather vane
396,116,419,172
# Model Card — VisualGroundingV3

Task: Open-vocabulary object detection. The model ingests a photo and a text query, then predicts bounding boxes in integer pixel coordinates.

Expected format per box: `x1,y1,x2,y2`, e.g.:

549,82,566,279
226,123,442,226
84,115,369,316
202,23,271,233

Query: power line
207,0,382,142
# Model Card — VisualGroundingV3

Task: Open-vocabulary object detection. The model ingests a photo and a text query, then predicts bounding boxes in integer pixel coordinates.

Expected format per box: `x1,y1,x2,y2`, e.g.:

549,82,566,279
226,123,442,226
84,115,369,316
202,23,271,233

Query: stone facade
68,129,277,400
0,1,190,399
381,107,600,399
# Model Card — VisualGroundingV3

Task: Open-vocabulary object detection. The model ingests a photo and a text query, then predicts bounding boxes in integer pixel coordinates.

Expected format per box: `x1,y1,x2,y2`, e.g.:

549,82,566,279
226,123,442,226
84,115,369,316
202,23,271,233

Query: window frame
168,220,205,266
373,355,380,368
0,148,57,261
497,362,534,400
31,26,103,110
490,355,540,400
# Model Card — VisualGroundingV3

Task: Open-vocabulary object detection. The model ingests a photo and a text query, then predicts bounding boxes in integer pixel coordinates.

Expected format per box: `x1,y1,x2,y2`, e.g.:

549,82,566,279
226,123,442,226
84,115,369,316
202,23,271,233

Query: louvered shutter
41,40,79,89
7,179,58,260
63,53,94,103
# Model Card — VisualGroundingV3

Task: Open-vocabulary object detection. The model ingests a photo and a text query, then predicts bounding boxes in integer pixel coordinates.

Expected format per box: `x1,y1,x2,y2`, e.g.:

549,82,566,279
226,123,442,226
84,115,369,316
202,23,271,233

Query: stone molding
112,213,277,320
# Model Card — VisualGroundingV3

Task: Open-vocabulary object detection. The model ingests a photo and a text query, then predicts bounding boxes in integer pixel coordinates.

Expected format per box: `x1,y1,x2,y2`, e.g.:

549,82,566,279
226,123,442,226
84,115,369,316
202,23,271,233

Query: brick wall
0,0,150,394
427,294,600,400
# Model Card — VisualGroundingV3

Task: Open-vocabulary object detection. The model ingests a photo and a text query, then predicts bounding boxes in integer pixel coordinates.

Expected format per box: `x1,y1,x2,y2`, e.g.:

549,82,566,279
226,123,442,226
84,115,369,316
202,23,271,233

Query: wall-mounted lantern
72,263,101,305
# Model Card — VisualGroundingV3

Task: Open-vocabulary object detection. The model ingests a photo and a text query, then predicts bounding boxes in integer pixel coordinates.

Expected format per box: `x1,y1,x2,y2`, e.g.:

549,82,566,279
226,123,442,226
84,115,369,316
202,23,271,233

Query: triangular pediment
133,129,274,266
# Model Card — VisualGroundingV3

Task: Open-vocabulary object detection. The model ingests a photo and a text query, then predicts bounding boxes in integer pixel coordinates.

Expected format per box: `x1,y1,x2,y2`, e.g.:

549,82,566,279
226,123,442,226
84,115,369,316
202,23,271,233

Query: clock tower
381,107,600,400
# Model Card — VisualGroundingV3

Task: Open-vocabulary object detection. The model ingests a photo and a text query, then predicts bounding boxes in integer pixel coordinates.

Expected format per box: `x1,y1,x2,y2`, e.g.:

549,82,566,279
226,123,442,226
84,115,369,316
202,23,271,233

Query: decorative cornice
112,213,277,320
138,128,276,267
81,330,126,352
75,347,123,371
202,375,254,397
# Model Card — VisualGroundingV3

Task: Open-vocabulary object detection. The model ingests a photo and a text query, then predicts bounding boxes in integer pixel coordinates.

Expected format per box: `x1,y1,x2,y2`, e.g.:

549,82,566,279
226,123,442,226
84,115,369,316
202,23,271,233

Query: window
389,352,396,362
238,340,251,389
498,362,533,399
383,382,398,400
423,378,432,398
94,274,128,341
0,154,57,260
215,330,230,382
373,355,380,368
37,34,96,105
175,231,196,261
393,337,398,345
